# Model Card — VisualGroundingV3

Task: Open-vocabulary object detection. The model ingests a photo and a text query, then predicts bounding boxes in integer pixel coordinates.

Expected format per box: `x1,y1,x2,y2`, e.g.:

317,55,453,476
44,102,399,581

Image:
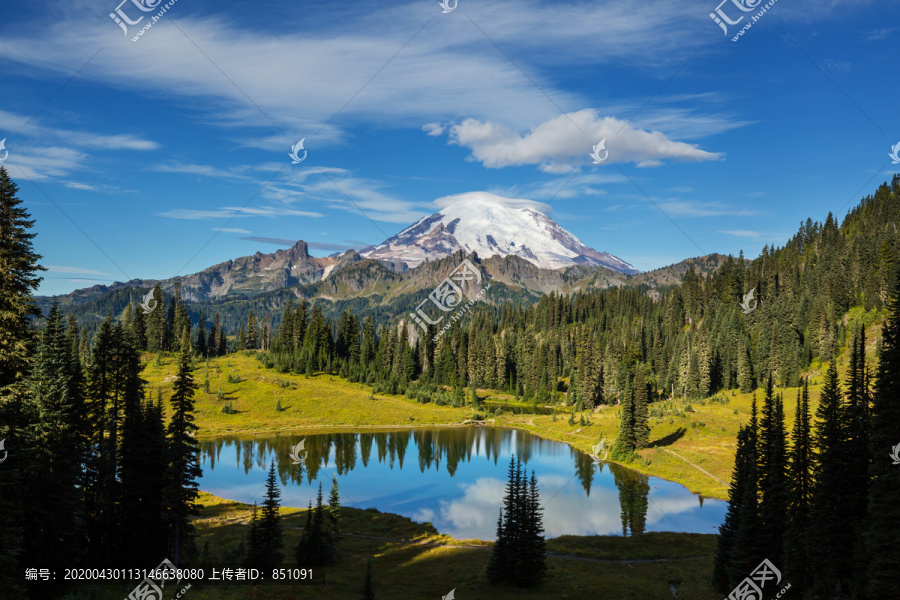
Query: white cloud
719,229,762,238
422,123,444,136
0,110,159,151
656,200,755,218
46,265,110,275
432,191,546,212
159,206,324,219
214,227,251,234
441,109,723,171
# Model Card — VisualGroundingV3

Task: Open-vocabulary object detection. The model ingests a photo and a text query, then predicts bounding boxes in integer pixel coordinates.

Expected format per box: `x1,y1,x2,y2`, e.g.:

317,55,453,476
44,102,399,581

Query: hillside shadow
648,427,686,448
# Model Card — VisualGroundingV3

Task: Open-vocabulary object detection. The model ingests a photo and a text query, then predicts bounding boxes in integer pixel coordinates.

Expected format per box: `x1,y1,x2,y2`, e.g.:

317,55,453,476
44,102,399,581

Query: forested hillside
89,175,900,407
249,175,899,404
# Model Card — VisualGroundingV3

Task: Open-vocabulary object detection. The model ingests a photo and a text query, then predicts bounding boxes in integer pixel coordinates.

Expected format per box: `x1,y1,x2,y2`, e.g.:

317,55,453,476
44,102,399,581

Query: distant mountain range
38,198,734,326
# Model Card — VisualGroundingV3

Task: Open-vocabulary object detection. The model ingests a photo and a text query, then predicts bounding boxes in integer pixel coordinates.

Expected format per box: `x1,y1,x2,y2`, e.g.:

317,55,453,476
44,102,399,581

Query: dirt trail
661,448,728,486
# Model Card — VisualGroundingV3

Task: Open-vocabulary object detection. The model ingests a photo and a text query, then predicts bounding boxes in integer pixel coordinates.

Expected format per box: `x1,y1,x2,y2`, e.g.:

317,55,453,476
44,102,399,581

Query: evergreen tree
713,424,753,592
163,327,202,565
631,366,650,449
247,461,283,570
485,509,507,584
197,310,207,357
146,284,166,352
808,360,852,598
783,379,812,598
0,165,42,596
758,376,787,569
486,455,546,588
518,470,547,587
612,374,636,458
132,302,148,350
208,313,220,357
21,303,84,580
728,396,764,587
246,309,259,350
296,483,332,566
865,279,900,599
328,476,341,547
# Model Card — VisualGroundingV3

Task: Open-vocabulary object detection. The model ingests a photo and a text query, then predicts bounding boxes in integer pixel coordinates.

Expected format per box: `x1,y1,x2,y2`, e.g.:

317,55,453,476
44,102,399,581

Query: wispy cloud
46,265,111,275
240,236,296,246
152,162,254,180
863,27,894,41
718,229,762,238
656,200,755,218
159,206,325,219
308,241,358,252
214,227,251,234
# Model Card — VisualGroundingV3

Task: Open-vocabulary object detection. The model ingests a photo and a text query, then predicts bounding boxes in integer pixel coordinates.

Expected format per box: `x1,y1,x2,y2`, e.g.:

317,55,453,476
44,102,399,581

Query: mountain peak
362,192,638,274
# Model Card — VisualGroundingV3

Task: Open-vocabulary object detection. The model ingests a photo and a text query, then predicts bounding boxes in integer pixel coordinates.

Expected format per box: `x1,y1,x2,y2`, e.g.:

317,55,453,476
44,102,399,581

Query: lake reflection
199,427,725,541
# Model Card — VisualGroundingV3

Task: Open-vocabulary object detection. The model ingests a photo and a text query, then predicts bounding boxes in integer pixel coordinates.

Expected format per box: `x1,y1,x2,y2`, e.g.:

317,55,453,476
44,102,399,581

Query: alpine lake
198,427,725,541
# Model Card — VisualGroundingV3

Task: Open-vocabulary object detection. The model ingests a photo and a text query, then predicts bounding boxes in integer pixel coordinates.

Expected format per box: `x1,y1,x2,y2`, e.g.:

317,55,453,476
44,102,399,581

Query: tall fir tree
783,379,812,598
713,424,753,592
808,359,853,598
0,165,44,596
864,279,900,598
758,376,787,570
163,327,202,565
196,310,207,357
728,396,764,587
21,303,84,583
246,309,259,350
247,461,283,570
632,365,650,449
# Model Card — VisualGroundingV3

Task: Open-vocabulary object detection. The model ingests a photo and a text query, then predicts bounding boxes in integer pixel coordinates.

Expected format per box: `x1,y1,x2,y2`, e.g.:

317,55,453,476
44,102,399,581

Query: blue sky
1,0,897,296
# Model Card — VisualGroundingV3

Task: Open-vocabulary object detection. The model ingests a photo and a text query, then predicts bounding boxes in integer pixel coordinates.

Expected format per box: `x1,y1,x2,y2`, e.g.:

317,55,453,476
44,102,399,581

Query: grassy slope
184,492,719,600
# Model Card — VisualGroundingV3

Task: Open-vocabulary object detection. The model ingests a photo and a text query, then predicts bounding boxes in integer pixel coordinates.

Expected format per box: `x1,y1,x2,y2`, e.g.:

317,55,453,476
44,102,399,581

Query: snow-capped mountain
362,192,638,274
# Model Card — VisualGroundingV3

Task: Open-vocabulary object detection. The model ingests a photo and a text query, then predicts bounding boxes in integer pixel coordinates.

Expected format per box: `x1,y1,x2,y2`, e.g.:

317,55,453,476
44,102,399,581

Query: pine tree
612,374,636,459
865,279,900,598
758,376,787,569
713,424,753,592
328,476,341,546
808,359,852,598
783,379,812,597
728,396,764,587
485,509,507,584
296,483,332,566
132,303,148,350
846,326,871,597
197,310,207,357
163,327,202,565
518,470,547,587
246,503,261,568
247,461,283,570
247,309,259,350
486,456,546,588
146,283,166,352
20,303,84,580
208,313,220,357
0,166,43,595
632,366,650,449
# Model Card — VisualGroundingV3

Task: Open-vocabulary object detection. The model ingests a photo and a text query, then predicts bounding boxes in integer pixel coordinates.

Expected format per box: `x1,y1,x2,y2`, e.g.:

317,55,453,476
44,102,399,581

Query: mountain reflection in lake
199,427,725,541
